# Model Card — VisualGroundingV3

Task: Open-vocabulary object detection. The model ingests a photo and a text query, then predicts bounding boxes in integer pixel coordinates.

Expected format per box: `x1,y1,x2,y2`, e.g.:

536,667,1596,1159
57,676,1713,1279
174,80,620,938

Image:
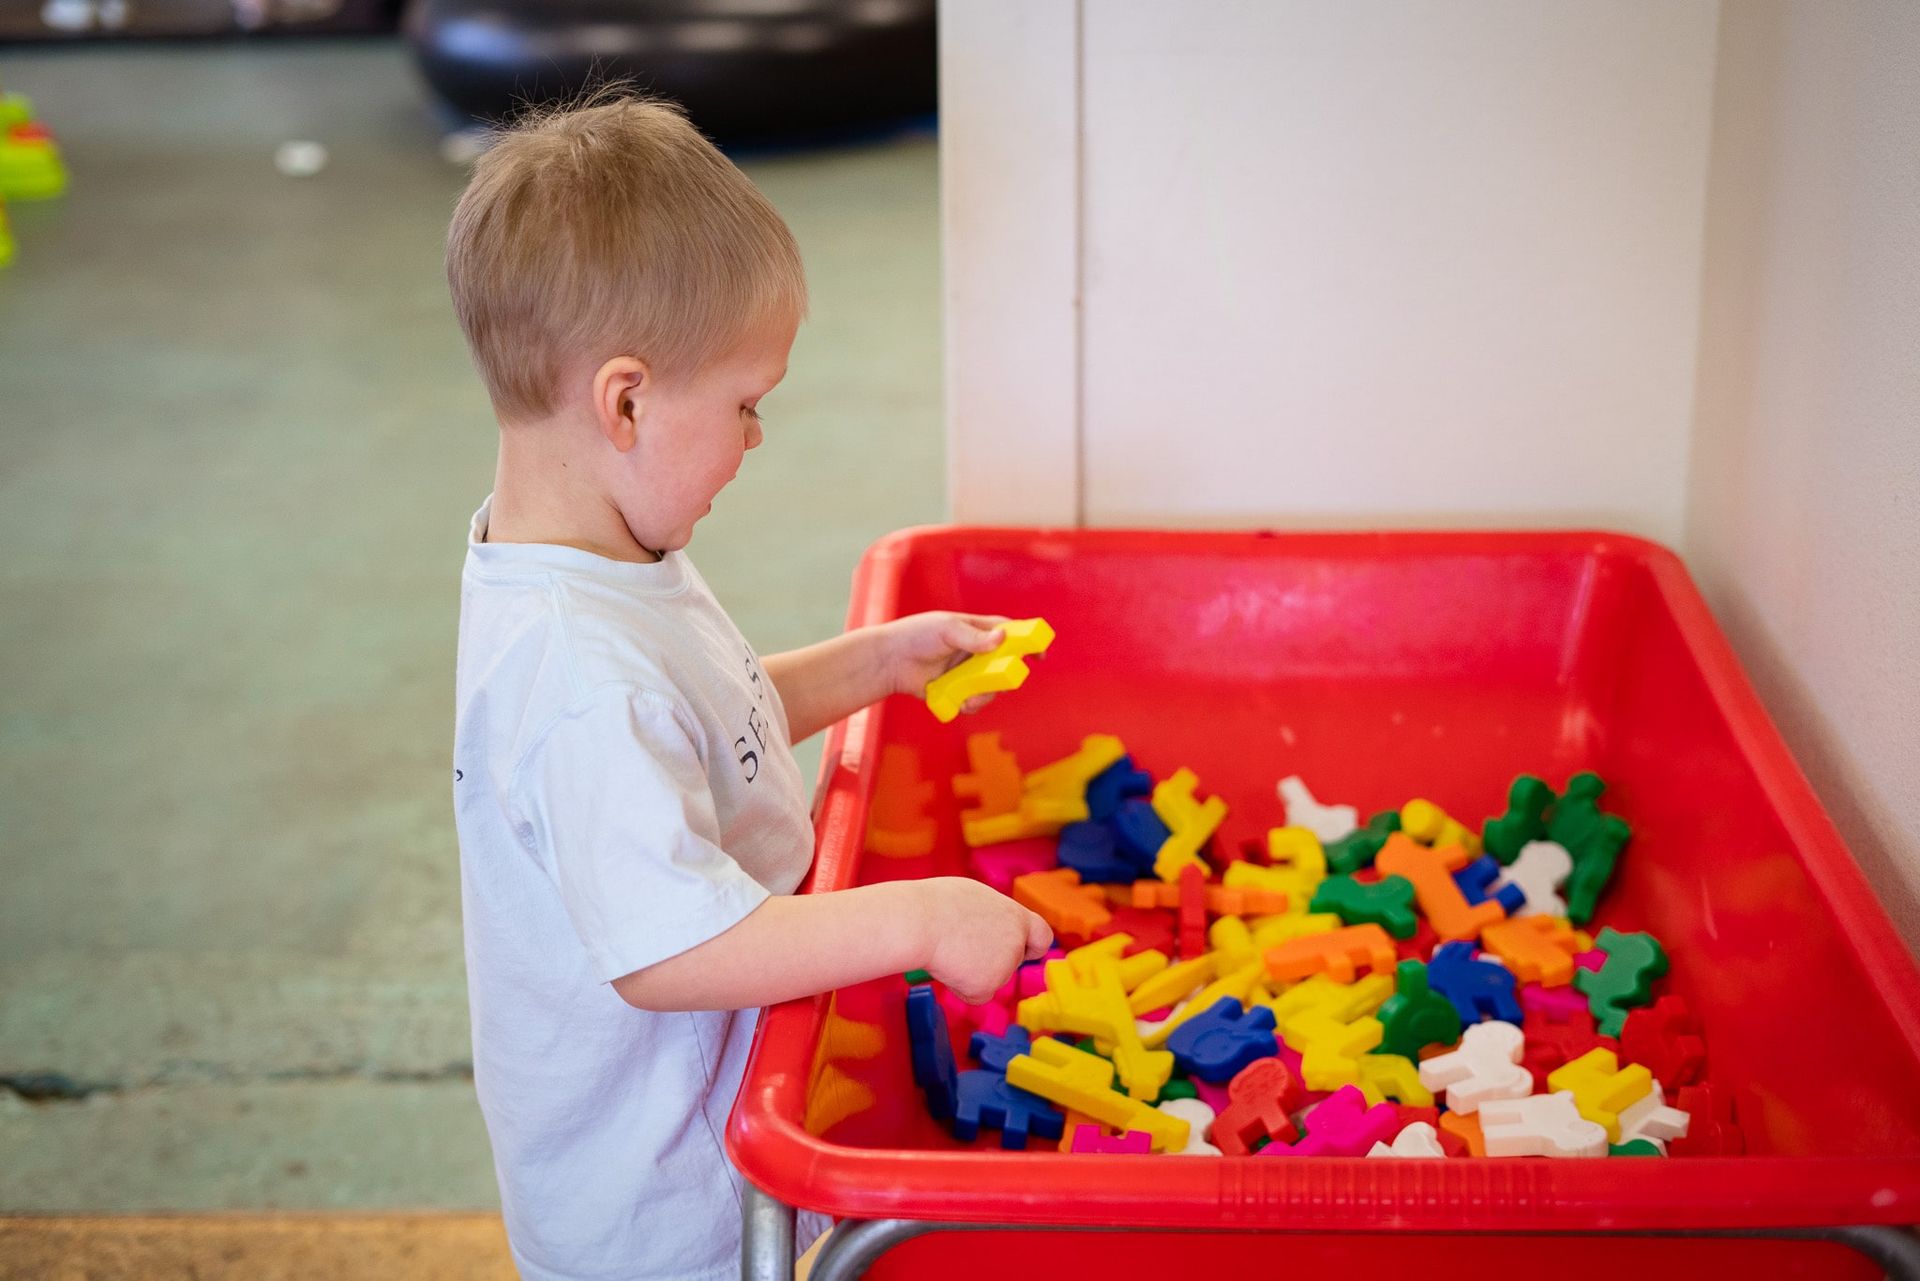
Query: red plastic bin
728,527,1920,1275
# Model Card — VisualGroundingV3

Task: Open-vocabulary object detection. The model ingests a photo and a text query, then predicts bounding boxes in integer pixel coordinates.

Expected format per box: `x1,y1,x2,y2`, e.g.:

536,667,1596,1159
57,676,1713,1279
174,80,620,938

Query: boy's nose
746,420,764,450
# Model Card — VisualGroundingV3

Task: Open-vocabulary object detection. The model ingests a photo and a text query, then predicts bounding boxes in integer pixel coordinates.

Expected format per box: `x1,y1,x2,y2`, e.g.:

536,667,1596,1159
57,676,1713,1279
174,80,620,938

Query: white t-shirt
452,498,816,1281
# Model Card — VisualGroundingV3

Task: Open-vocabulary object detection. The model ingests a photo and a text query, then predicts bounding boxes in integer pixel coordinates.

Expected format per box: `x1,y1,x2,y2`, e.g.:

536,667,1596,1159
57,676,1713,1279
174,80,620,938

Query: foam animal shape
1573,927,1668,1036
1453,855,1528,915
1620,995,1707,1086
1368,1121,1447,1158
1495,840,1572,917
1483,916,1580,987
1426,941,1523,1024
1376,959,1464,1059
1310,873,1419,939
952,1070,1066,1148
1157,1097,1222,1156
1483,774,1554,863
1261,1085,1399,1158
1616,1079,1691,1151
1547,1046,1654,1142
1415,1019,1532,1114
1166,997,1280,1083
1478,1090,1609,1158
1325,810,1402,875
1277,775,1358,842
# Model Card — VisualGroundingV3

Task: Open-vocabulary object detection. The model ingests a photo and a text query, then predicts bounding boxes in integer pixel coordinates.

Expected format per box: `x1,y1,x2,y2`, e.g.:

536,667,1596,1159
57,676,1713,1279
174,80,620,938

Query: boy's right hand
918,877,1053,1004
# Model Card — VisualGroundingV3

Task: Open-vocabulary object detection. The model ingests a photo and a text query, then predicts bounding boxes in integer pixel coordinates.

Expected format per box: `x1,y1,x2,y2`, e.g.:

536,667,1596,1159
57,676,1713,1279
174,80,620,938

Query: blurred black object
405,0,936,143
1,0,401,40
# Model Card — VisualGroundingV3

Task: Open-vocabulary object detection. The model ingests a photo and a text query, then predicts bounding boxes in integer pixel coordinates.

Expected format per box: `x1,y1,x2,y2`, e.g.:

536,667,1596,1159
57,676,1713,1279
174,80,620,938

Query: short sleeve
511,687,772,982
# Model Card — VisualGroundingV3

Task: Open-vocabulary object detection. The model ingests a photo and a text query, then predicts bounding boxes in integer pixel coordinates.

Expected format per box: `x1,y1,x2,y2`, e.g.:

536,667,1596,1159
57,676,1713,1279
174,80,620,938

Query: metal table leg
803,1219,1920,1281
739,1182,796,1281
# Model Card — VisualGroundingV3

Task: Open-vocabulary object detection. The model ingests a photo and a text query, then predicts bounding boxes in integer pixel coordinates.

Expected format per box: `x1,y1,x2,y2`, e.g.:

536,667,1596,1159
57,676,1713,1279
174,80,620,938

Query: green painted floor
0,39,945,1210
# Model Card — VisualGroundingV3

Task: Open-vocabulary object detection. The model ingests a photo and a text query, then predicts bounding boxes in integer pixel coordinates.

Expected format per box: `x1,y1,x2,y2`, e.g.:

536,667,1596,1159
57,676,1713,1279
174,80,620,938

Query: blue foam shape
1057,821,1138,883
1426,941,1523,1025
1164,997,1280,1083
952,1070,1066,1149
968,1025,1033,1073
906,983,958,1120
1085,756,1153,821
1112,798,1171,867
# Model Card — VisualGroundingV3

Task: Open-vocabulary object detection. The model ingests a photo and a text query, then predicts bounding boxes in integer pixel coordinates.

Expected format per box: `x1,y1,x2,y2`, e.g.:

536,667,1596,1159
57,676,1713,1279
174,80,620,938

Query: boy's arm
611,875,1051,1011
764,613,1009,743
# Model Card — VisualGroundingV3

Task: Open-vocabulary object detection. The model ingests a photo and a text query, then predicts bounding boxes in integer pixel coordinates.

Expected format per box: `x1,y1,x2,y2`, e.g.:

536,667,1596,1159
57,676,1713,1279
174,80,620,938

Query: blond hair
446,94,806,422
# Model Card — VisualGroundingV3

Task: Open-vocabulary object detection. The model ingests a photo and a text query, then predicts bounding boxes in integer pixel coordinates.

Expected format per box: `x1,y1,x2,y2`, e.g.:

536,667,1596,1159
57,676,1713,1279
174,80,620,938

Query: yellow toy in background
1148,768,1227,881
924,617,1054,723
0,91,69,203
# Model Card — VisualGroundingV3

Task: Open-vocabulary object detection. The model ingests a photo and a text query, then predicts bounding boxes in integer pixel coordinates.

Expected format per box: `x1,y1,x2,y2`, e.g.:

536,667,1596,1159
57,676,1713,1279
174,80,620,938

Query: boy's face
619,316,796,554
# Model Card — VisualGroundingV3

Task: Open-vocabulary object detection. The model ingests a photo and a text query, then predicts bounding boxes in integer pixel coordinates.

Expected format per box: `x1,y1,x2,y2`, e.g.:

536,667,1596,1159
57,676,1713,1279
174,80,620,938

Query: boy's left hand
878,612,1011,715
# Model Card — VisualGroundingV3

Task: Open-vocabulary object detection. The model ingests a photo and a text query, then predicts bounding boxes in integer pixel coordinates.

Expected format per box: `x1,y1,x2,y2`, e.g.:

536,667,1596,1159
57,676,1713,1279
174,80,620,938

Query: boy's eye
743,406,762,422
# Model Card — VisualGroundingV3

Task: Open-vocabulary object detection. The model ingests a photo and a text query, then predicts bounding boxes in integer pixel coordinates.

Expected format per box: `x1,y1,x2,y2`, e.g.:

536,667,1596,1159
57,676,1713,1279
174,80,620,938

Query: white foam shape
1276,775,1358,843
1158,1097,1221,1155
1617,1079,1691,1145
1479,1090,1609,1158
1416,1020,1533,1114
1368,1121,1446,1158
1496,840,1572,917
1135,995,1194,1042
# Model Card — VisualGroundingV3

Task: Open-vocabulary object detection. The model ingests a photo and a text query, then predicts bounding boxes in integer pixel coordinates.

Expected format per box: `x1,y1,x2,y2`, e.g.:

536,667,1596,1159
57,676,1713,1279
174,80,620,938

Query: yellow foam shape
1208,916,1257,974
1140,962,1263,1049
1126,954,1213,1015
1225,861,1316,912
1249,912,1343,950
1116,949,1169,991
1024,734,1126,803
924,617,1054,723
1150,769,1227,882
1357,1053,1432,1106
1263,972,1393,1041
1295,1013,1385,1092
1548,1047,1654,1143
1005,1039,1189,1152
1267,826,1328,883
1064,934,1131,974
1399,797,1482,854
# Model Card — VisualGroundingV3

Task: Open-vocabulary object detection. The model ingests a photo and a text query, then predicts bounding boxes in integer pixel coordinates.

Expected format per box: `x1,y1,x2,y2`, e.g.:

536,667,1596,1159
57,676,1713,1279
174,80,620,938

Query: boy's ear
591,356,652,452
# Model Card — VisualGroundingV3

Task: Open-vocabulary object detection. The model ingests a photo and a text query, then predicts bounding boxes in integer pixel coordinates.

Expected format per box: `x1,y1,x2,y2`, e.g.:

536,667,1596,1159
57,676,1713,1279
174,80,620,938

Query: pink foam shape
1016,950,1065,1000
1069,1124,1152,1154
1258,1085,1399,1157
1522,982,1589,1020
936,979,1015,1039
967,838,1058,893
1574,949,1605,972
1192,1078,1232,1114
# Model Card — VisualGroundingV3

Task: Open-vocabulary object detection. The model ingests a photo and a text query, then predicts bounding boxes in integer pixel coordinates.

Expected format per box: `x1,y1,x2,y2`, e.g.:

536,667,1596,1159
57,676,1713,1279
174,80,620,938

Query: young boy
446,98,1052,1280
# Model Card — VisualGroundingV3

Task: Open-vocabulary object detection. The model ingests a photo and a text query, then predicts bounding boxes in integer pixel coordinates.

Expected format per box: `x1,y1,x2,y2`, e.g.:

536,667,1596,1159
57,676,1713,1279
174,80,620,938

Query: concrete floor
0,40,944,1211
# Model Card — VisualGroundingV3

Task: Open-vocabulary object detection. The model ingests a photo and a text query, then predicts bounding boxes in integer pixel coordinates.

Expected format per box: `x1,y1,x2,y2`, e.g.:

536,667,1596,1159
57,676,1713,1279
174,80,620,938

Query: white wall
943,1,1720,539
1686,0,1920,939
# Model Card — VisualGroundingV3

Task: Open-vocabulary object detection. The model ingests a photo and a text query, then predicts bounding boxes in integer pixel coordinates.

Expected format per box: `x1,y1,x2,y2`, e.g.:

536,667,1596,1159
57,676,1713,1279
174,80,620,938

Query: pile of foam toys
892,625,1737,1158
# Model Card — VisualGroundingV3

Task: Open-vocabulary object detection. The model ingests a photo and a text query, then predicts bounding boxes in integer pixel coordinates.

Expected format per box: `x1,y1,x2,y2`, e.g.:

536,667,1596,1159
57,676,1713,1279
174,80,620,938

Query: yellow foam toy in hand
923,617,1055,723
